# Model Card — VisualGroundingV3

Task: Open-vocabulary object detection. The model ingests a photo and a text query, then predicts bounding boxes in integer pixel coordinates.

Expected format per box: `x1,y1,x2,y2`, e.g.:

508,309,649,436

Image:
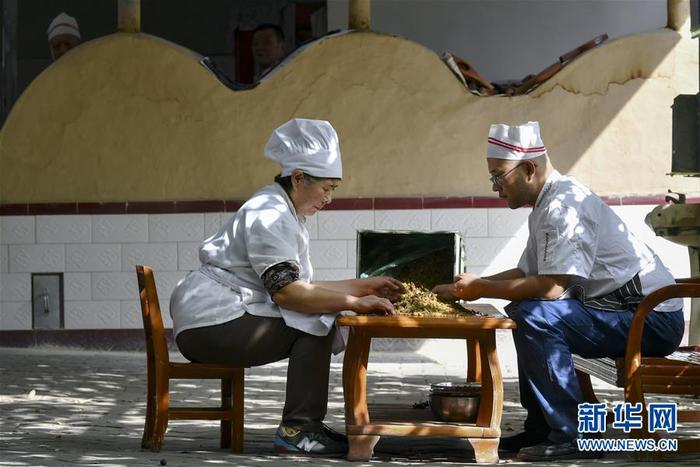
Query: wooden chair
136,265,245,452
574,277,700,459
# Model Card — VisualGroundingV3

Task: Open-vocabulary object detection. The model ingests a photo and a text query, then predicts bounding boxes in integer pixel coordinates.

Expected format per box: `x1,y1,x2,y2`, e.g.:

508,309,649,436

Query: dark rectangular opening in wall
31,272,64,329
671,94,700,175
356,230,463,290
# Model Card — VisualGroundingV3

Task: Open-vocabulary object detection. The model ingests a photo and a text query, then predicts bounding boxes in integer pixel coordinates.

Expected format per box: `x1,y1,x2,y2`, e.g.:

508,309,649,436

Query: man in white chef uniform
170,118,404,456
433,121,684,461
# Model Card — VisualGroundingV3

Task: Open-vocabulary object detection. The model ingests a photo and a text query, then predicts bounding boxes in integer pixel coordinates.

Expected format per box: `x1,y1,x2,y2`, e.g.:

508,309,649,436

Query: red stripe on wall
0,195,697,215
423,197,474,209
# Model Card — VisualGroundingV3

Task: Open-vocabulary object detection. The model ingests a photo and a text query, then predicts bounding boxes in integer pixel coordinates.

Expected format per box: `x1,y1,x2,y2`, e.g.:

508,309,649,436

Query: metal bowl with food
429,382,481,423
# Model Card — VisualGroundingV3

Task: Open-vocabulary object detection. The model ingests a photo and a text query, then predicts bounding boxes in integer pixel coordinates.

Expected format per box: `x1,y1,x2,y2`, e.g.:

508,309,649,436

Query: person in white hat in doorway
170,118,404,457
47,12,81,61
432,121,683,461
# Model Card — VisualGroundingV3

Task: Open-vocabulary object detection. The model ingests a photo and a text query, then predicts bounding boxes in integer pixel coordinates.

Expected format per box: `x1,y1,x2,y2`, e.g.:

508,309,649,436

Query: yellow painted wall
1,29,698,203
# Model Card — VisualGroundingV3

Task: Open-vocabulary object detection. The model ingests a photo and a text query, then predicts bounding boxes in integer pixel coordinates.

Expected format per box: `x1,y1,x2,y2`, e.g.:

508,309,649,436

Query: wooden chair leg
141,360,157,449
231,369,245,453
221,378,233,449
151,378,170,452
575,369,598,403
626,384,653,446
142,393,156,449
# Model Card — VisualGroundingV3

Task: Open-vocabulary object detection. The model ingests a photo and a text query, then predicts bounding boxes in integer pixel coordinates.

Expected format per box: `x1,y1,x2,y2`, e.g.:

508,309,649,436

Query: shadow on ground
1,347,699,466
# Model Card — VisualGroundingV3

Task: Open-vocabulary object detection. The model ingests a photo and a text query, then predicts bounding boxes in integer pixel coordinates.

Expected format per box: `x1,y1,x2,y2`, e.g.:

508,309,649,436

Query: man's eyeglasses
489,163,524,187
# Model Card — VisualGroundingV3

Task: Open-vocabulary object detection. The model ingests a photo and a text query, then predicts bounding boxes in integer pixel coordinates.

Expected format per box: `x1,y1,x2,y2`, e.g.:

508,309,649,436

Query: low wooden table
337,305,515,463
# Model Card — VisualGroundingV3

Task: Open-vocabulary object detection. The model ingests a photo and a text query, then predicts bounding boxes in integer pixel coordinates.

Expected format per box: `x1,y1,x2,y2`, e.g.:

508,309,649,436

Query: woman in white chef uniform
170,118,404,456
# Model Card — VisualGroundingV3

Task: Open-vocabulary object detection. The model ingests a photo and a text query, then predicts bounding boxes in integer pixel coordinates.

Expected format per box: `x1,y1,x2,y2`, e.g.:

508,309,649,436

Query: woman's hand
363,277,405,301
352,295,396,316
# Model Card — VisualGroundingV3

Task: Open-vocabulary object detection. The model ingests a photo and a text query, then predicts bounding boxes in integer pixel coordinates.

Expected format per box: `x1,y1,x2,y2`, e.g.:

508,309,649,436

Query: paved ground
1,335,699,467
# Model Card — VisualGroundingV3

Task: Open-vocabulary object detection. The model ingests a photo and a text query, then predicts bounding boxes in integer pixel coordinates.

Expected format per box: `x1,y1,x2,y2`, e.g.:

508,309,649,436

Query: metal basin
646,203,700,248
429,382,480,423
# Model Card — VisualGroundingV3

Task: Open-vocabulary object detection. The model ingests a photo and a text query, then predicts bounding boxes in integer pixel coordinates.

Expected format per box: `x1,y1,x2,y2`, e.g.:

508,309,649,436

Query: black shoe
321,423,348,443
499,430,550,452
516,439,604,461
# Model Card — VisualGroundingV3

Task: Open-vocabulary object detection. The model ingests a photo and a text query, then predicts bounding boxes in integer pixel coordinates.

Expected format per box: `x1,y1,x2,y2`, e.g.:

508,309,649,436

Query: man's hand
453,273,482,301
431,283,457,301
432,273,483,302
363,277,405,301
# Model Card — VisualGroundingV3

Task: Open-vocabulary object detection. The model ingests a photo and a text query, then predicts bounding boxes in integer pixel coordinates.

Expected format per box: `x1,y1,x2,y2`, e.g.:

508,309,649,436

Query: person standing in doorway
252,23,287,80
47,12,81,61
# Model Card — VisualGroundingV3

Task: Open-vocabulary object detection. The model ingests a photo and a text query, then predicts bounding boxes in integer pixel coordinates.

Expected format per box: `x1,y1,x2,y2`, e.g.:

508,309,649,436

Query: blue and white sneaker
274,424,348,456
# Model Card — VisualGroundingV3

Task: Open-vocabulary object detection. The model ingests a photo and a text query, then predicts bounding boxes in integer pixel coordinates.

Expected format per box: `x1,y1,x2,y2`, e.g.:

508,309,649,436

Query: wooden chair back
136,265,170,378
576,276,700,459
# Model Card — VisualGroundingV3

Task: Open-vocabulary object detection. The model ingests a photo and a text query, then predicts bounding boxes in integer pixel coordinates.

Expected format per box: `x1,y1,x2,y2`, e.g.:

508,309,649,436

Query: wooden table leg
466,339,482,383
347,434,380,462
343,328,377,461
464,438,499,464
466,331,502,463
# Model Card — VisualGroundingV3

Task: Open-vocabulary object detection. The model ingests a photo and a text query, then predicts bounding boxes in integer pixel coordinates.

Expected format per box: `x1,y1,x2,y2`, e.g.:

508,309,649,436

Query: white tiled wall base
0,301,32,330
64,273,91,300
0,245,8,273
0,206,692,330
64,301,120,329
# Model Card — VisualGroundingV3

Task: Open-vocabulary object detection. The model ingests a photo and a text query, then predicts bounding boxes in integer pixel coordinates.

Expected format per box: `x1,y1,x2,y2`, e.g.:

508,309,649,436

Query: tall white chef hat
487,121,547,160
264,118,342,178
47,12,81,41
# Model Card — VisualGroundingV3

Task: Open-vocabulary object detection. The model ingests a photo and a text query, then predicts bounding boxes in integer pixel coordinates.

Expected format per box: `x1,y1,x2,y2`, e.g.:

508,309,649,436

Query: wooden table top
337,304,516,330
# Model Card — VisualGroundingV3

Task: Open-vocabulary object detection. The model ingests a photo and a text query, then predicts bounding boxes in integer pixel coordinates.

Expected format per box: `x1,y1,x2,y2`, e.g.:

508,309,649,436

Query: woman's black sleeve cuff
262,261,301,297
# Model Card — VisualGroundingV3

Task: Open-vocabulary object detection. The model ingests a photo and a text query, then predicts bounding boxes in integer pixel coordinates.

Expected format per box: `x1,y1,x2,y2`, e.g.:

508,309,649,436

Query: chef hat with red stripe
487,121,547,160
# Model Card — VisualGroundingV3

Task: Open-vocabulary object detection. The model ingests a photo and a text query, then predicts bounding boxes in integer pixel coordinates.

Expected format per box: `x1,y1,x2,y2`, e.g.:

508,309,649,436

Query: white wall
0,205,691,331
328,0,666,82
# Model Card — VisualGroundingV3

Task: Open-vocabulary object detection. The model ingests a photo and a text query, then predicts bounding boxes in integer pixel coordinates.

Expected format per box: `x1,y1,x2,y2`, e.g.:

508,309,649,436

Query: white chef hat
47,12,81,41
487,121,547,160
264,118,342,178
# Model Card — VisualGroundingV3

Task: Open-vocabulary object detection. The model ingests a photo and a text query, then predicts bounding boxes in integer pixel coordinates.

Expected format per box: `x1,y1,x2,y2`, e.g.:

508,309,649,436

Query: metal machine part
671,94,700,176
646,202,700,343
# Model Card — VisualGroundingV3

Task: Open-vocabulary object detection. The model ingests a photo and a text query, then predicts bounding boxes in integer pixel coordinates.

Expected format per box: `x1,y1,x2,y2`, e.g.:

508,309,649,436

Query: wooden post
667,0,689,31
118,0,141,33
1,0,17,123
349,0,371,30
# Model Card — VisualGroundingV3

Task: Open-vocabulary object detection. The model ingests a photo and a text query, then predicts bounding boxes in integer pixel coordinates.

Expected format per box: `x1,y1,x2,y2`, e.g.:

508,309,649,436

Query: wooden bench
573,277,700,459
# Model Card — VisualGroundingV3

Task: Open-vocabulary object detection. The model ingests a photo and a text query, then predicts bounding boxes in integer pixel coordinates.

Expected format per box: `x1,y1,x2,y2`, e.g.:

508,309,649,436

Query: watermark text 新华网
577,402,678,452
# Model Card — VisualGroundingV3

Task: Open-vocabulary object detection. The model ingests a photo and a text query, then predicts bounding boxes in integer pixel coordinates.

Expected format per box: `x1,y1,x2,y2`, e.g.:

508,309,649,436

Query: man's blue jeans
505,299,684,442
